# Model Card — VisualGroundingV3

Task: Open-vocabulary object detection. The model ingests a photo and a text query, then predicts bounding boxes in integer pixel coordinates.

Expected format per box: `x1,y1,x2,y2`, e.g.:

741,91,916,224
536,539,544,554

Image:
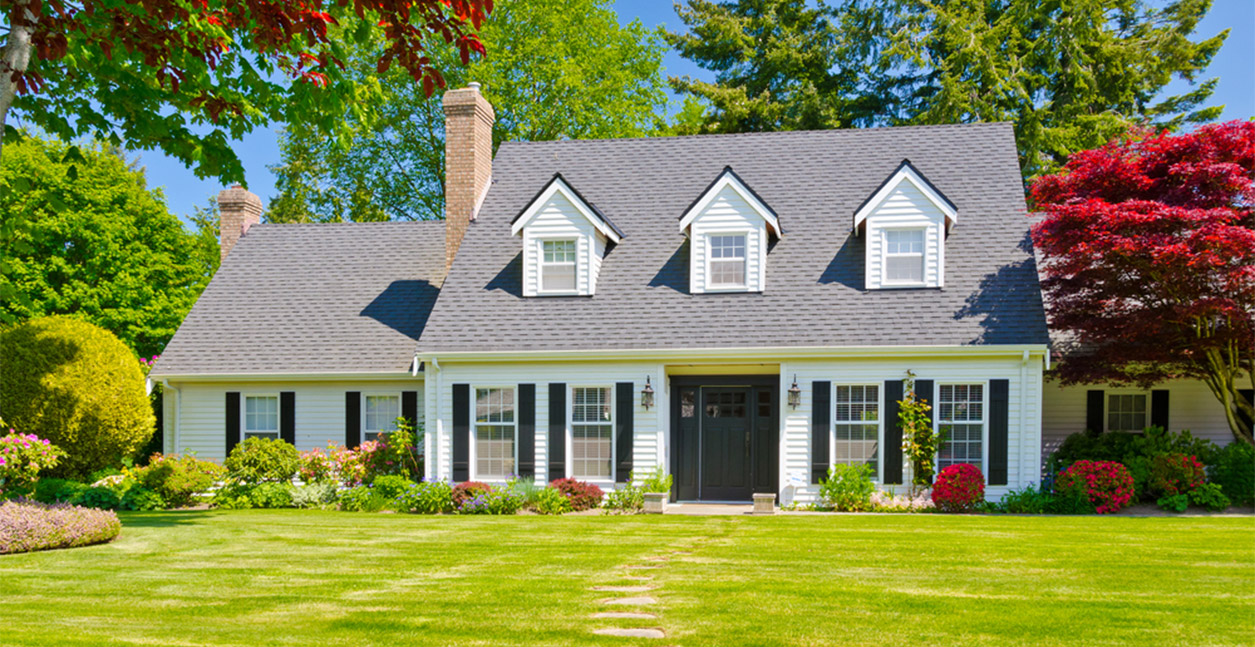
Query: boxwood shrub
225,438,300,483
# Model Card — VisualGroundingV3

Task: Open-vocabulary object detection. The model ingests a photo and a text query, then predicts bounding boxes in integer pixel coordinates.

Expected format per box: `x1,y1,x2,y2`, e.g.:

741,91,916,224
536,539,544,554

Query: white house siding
426,361,664,490
519,192,608,297
863,182,945,290
1041,377,1246,458
162,378,424,463
687,186,767,294
780,354,1043,505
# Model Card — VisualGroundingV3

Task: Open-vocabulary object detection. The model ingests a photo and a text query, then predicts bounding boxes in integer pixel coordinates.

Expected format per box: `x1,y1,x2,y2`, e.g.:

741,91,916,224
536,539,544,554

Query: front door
671,377,778,502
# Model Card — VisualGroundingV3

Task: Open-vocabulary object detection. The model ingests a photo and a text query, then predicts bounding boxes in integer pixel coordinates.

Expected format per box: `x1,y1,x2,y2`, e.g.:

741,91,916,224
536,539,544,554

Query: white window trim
829,382,884,483
881,226,928,288
568,385,616,483
536,236,580,296
241,393,281,442
933,380,989,473
705,230,751,292
1104,389,1151,433
471,385,518,482
361,392,402,445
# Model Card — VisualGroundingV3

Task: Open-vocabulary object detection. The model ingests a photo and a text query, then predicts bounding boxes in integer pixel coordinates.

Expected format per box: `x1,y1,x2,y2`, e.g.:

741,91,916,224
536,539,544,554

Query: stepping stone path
594,628,666,639
590,585,656,593
591,553,686,641
591,612,658,620
600,596,657,606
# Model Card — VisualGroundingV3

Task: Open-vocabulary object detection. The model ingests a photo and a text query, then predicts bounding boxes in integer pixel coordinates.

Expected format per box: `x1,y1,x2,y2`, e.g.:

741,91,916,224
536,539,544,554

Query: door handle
745,430,751,452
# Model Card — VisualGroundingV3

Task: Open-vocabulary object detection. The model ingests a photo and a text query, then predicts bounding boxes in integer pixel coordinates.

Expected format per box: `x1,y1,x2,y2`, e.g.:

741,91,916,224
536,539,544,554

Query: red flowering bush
549,478,604,511
1055,460,1135,514
451,481,493,509
1148,453,1206,498
931,463,986,512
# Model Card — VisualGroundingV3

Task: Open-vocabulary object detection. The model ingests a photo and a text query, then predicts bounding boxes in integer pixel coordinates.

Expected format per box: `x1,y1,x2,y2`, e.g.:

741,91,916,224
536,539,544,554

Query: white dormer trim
511,174,622,243
853,160,956,235
679,167,782,237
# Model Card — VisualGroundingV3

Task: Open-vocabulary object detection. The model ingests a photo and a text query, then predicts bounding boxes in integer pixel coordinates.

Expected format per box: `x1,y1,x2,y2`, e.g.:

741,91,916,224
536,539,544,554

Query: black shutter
1151,390,1169,430
615,382,634,483
883,380,903,485
517,384,536,478
915,380,934,483
1239,390,1254,430
345,392,361,449
402,391,418,427
988,379,1009,485
280,392,296,446
811,381,831,484
548,383,566,481
225,392,240,458
1086,390,1105,433
452,384,470,482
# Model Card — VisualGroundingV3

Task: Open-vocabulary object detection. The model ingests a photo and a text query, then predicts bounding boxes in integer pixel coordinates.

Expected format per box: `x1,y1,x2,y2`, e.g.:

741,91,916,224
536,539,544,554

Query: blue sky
140,0,1255,221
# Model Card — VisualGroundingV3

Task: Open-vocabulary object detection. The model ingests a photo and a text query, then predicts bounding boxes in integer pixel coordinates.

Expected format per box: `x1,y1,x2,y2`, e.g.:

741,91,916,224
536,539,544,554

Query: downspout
429,356,442,482
162,379,181,456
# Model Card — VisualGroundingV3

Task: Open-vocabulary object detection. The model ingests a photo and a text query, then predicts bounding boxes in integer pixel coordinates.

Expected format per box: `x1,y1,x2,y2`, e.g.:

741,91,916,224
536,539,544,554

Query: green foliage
363,419,424,481
638,466,674,494
338,485,388,512
225,438,300,483
394,481,454,514
1188,482,1231,512
120,486,166,511
505,477,543,508
1208,442,1255,506
212,481,295,510
0,136,217,354
369,475,412,500
0,317,155,478
31,478,88,505
602,483,644,514
135,454,225,508
1157,493,1190,513
1046,485,1095,515
482,489,527,515
270,0,667,222
1048,427,1220,502
534,487,572,515
290,482,341,509
818,463,876,511
998,485,1053,514
72,486,122,511
898,370,943,492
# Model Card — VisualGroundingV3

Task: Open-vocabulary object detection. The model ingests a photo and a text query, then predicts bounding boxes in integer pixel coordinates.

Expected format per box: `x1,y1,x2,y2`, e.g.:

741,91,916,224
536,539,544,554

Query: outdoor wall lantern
641,376,655,410
788,375,802,409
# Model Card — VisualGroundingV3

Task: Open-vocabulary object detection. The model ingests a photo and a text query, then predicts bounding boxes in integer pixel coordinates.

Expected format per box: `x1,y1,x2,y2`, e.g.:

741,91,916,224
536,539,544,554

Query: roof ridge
497,121,1012,149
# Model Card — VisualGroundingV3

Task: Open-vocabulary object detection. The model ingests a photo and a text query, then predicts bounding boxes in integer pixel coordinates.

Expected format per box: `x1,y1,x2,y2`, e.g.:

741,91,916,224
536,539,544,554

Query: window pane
542,263,576,291
542,240,576,262
833,384,879,472
573,424,612,479
886,229,924,253
475,425,515,478
938,384,984,470
573,387,612,423
710,259,745,286
886,255,924,282
244,396,279,436
365,395,400,434
1107,394,1148,431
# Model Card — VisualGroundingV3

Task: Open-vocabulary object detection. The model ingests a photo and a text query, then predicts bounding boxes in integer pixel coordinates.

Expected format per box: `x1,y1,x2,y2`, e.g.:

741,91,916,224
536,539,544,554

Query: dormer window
680,167,781,294
854,160,956,290
512,174,623,297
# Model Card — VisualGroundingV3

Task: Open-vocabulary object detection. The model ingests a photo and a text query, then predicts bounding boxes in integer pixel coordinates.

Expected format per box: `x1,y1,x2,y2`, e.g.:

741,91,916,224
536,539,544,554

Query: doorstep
665,503,756,516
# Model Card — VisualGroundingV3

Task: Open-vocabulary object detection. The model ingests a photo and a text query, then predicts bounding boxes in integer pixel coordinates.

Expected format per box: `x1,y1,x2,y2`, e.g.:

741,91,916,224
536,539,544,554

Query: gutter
150,371,421,382
416,343,1051,364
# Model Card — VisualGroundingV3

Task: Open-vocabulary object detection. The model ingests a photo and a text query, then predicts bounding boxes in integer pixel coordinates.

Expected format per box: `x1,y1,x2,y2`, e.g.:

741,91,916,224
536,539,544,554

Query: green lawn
1,511,1252,646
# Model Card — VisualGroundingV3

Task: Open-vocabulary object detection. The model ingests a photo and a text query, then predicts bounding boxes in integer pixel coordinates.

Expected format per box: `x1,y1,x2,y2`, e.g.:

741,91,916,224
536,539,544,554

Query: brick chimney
218,184,263,264
442,82,495,273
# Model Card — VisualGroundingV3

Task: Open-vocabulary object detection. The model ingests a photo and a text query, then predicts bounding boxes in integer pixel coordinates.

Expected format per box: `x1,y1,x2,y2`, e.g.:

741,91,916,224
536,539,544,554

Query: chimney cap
468,81,481,91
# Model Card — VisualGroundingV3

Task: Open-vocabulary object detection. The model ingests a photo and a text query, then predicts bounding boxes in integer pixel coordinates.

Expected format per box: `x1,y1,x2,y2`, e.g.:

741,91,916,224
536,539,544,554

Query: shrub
1047,426,1219,496
134,454,224,508
31,478,88,504
1188,482,1231,512
211,481,295,509
1055,460,1134,514
339,485,387,512
602,483,644,514
1208,442,1254,506
484,488,526,515
505,477,543,508
452,481,492,509
370,474,412,500
818,463,876,511
1157,493,1190,513
329,443,368,486
1149,453,1206,498
932,464,986,512
998,484,1052,514
0,429,67,495
291,482,340,509
225,437,300,483
534,487,572,515
549,478,604,511
120,486,165,511
0,317,154,478
640,466,673,494
394,481,454,514
361,419,423,481
298,447,336,483
0,500,122,554
72,486,122,510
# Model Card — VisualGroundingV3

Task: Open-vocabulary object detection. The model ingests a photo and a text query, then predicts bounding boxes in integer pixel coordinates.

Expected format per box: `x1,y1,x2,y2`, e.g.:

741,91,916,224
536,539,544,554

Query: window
937,384,984,470
474,387,516,479
364,394,400,443
243,395,279,440
1108,393,1148,432
884,229,925,283
834,385,879,472
540,240,577,292
572,387,613,479
708,234,747,287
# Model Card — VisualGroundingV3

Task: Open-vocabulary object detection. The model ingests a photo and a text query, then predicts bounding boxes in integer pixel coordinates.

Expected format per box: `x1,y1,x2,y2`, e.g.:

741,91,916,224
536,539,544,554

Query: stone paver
593,628,665,639
600,596,657,606
590,585,656,593
621,564,661,570
590,612,658,620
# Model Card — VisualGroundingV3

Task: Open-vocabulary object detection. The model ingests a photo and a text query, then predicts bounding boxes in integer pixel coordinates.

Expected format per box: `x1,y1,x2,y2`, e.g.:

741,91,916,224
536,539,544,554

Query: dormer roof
678,166,782,237
852,159,957,234
510,173,624,243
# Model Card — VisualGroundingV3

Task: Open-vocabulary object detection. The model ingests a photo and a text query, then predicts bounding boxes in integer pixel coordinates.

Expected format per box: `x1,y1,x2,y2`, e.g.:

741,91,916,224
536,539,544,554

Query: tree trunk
1199,349,1255,446
0,2,36,163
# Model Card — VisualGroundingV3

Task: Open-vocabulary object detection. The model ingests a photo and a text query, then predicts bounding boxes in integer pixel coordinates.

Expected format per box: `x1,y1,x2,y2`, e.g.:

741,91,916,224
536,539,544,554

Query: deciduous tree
1031,121,1255,445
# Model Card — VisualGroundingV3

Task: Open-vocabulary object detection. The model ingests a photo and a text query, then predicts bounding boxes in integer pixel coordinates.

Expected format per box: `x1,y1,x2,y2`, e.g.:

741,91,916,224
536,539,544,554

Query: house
149,84,1246,504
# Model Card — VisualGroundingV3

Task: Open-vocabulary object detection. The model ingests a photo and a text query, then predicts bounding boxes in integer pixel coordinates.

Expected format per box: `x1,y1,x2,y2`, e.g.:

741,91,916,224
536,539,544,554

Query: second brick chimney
218,184,263,264
442,82,495,273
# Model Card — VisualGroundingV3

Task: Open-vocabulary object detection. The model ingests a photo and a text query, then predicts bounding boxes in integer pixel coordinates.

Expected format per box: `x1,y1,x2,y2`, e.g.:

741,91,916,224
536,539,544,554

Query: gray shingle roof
152,221,445,376
419,122,1049,353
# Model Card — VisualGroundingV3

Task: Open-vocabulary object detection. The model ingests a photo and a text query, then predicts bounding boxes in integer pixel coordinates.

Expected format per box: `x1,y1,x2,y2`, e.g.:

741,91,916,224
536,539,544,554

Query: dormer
511,174,623,297
853,160,956,290
679,167,781,294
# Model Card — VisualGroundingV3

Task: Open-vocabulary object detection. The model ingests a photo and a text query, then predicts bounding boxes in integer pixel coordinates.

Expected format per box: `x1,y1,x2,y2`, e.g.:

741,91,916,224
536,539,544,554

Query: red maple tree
1031,121,1255,444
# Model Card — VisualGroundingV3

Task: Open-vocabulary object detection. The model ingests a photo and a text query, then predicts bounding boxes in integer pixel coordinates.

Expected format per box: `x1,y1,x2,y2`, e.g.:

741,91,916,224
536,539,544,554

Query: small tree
899,370,944,494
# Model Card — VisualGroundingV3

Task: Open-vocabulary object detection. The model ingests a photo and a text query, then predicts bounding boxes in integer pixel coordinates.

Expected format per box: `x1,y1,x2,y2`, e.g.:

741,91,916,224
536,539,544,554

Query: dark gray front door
671,378,778,502
701,388,752,501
